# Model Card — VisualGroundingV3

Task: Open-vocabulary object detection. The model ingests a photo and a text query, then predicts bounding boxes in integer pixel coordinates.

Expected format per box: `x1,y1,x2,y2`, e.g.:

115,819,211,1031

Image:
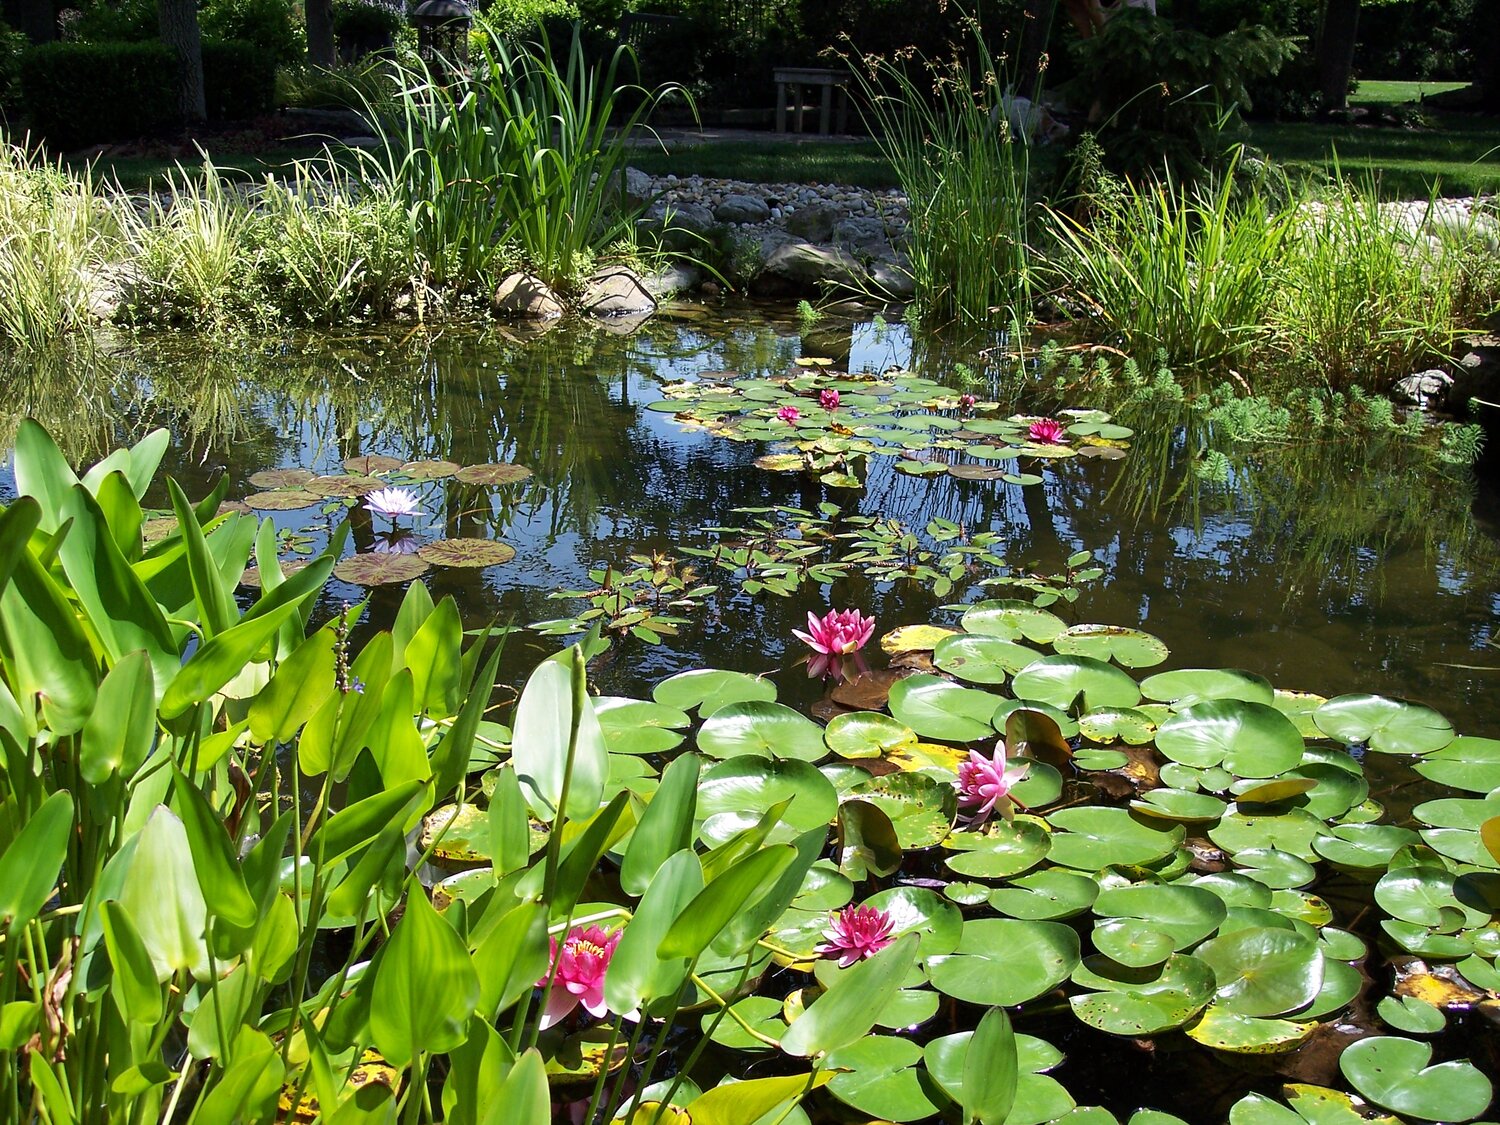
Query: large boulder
580,266,657,319
714,193,772,225
492,272,564,319
870,254,916,302
833,216,894,256
784,200,839,242
645,263,703,299
611,165,657,211
639,201,716,253
760,240,866,293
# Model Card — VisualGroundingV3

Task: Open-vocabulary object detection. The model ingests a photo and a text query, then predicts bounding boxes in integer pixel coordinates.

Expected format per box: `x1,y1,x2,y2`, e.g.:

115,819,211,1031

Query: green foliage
19,39,179,149
0,21,25,113
334,0,407,40
850,23,1033,328
202,37,279,120
201,0,302,64
1066,11,1299,181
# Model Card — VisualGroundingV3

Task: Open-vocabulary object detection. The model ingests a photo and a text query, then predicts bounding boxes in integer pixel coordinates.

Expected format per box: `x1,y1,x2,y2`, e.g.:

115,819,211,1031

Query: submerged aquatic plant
956,741,1031,824
539,924,627,1029
794,607,875,678
817,905,896,967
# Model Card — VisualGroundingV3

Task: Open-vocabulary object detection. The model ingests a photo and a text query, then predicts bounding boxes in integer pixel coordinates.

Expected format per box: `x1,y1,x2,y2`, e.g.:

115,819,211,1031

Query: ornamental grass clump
850,22,1034,329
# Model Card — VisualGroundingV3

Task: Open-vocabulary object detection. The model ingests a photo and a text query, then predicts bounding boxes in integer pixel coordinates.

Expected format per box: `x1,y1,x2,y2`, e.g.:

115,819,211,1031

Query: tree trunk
1478,1,1500,113
9,0,55,44
158,0,206,121
1317,0,1361,113
306,0,336,68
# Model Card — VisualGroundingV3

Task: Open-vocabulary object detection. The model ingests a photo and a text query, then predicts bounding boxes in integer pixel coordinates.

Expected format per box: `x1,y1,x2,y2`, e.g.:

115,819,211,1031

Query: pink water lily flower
1028,418,1067,445
817,904,896,968
538,924,631,1029
364,486,423,522
956,740,1031,824
958,393,977,415
819,388,840,411
793,608,875,679
778,405,801,423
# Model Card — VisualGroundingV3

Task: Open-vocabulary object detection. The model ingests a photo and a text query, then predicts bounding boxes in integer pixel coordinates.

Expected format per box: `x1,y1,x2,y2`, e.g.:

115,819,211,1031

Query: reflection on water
2,304,1498,740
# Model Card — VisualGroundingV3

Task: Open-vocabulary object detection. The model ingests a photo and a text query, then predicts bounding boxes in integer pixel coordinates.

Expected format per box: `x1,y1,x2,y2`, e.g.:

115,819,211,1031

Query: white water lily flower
364,486,422,521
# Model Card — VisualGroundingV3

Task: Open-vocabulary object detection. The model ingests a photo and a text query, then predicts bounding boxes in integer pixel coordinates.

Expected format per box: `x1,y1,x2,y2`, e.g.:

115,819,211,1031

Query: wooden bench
773,67,851,135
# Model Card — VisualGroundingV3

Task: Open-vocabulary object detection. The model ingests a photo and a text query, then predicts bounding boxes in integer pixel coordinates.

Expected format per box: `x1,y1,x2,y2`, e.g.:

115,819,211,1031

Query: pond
3,302,1499,1124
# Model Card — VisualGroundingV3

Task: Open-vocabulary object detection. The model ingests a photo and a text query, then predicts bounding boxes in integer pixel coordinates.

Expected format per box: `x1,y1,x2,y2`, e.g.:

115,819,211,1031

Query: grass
64,148,329,193
1350,79,1470,105
626,139,897,188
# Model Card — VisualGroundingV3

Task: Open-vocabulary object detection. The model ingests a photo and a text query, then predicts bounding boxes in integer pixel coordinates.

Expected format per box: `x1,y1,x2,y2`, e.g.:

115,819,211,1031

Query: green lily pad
697,701,828,761
1079,708,1159,746
1184,1006,1314,1053
849,771,957,849
1070,987,1211,1036
1188,872,1274,909
417,539,517,568
863,886,963,957
1376,995,1446,1035
1155,700,1305,778
1140,668,1274,707
244,489,320,510
823,1036,941,1123
1010,760,1063,809
593,697,690,755
887,675,1000,743
933,634,1040,684
1413,737,1500,793
1074,748,1131,770
989,870,1100,920
1284,1084,1402,1125
1091,920,1176,968
1130,789,1228,823
1286,956,1361,1019
1373,865,1464,929
992,699,1081,739
705,995,787,1051
1053,625,1169,668
945,819,1052,878
332,552,431,586
1011,655,1143,712
1094,884,1228,949
1231,848,1318,889
824,712,917,759
1313,695,1454,756
1231,777,1319,805
307,473,385,497
1411,792,1500,830
1339,1036,1493,1122
1046,808,1184,870
652,669,777,715
1196,927,1324,1017
247,467,315,489
754,453,806,472
927,919,1081,1006
1209,809,1325,861
696,757,839,845
961,600,1067,644
1272,690,1330,739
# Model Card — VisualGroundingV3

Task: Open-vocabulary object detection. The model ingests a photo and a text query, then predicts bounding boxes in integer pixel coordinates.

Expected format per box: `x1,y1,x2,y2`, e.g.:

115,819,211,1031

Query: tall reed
0,143,112,349
351,19,684,294
1045,163,1292,374
851,26,1033,328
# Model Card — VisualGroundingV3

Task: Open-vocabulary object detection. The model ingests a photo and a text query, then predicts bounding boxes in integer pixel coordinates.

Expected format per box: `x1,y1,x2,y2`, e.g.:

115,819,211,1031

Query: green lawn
65,148,331,193
1349,79,1470,105
627,139,898,188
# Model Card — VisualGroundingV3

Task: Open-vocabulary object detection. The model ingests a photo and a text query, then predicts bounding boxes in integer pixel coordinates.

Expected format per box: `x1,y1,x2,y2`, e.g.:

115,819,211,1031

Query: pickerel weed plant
350,18,687,294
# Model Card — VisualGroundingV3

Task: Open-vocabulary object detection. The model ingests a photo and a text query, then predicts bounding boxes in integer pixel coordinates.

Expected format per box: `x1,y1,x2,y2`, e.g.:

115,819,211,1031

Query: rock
639,201,716,253
580,267,657,319
785,201,839,242
760,241,866,293
714,193,771,224
613,165,656,211
833,216,893,255
870,255,916,301
1390,368,1453,410
492,272,564,319
644,263,702,299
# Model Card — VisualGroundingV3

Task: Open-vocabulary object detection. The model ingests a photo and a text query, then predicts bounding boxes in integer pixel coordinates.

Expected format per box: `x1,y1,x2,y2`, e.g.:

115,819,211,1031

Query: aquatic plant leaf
1232,777,1318,805
887,674,998,743
822,1034,941,1121
934,634,1040,684
1046,807,1183,869
1312,824,1420,870
333,553,431,585
1070,988,1209,1036
961,600,1067,644
948,464,1006,480
652,668,776,715
343,454,402,474
1374,865,1465,929
400,459,461,480
1285,1084,1402,1125
697,701,828,762
697,757,838,845
1197,927,1324,1016
247,468,314,489
1011,655,1142,711
824,711,917,758
1094,885,1227,949
1376,995,1446,1035
1339,1037,1493,1121
927,919,1080,1006
1140,668,1274,707
988,870,1099,921
1413,737,1500,793
850,771,958,849
1184,1006,1314,1053
880,625,958,654
782,933,919,1058
0,790,74,933
306,474,385,497
1053,625,1169,668
511,648,607,820
418,539,517,568
453,463,533,486
945,819,1051,879
244,489,321,510
688,1074,832,1125
1155,701,1304,778
1231,848,1318,889
1313,694,1454,756
1131,789,1228,823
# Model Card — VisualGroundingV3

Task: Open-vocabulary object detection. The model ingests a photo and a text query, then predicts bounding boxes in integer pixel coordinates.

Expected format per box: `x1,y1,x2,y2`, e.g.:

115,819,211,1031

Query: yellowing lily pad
417,539,517,568
343,454,402,474
244,490,320,510
333,552,431,585
454,463,534,486
400,459,461,480
248,467,315,489
880,625,958,655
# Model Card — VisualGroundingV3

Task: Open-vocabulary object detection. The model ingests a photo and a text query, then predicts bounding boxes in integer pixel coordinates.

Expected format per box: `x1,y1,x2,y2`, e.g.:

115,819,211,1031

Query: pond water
6,302,1500,1120
4,303,1495,742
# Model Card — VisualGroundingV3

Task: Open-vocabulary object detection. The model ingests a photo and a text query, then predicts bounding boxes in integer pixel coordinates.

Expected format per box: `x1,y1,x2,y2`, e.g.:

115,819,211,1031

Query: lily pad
1185,1006,1314,1053
1011,655,1143,712
306,474,385,497
880,625,958,655
927,918,1081,1006
1053,625,1169,668
1080,707,1159,745
1339,1036,1493,1122
1413,737,1500,793
1046,807,1184,870
823,1036,941,1123
1313,694,1454,756
961,600,1067,644
887,675,1000,743
332,553,431,586
989,870,1100,920
862,886,963,957
697,757,838,845
652,669,776,715
453,463,533,486
1196,927,1324,1017
945,819,1052,878
244,490,320,510
697,701,827,762
824,712,917,759
933,634,1040,684
343,454,402,474
399,459,461,480
1376,995,1446,1035
1140,668,1274,707
417,539,517,568
850,772,958,849
247,468,314,489
1155,701,1305,778
1093,884,1228,950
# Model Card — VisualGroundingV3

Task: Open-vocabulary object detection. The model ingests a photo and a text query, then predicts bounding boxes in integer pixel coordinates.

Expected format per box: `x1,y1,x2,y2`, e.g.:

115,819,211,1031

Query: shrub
203,37,278,120
482,0,579,42
0,21,25,115
20,40,179,149
201,0,303,64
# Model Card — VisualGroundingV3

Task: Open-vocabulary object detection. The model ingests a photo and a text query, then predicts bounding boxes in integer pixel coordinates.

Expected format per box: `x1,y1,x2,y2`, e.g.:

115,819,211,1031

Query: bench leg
819,84,832,134
792,84,804,132
835,89,848,134
776,81,787,132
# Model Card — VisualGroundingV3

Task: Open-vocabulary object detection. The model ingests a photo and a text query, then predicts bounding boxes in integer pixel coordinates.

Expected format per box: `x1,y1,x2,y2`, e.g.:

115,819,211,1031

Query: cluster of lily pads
225,454,531,586
647,363,1133,490
433,596,1500,1123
